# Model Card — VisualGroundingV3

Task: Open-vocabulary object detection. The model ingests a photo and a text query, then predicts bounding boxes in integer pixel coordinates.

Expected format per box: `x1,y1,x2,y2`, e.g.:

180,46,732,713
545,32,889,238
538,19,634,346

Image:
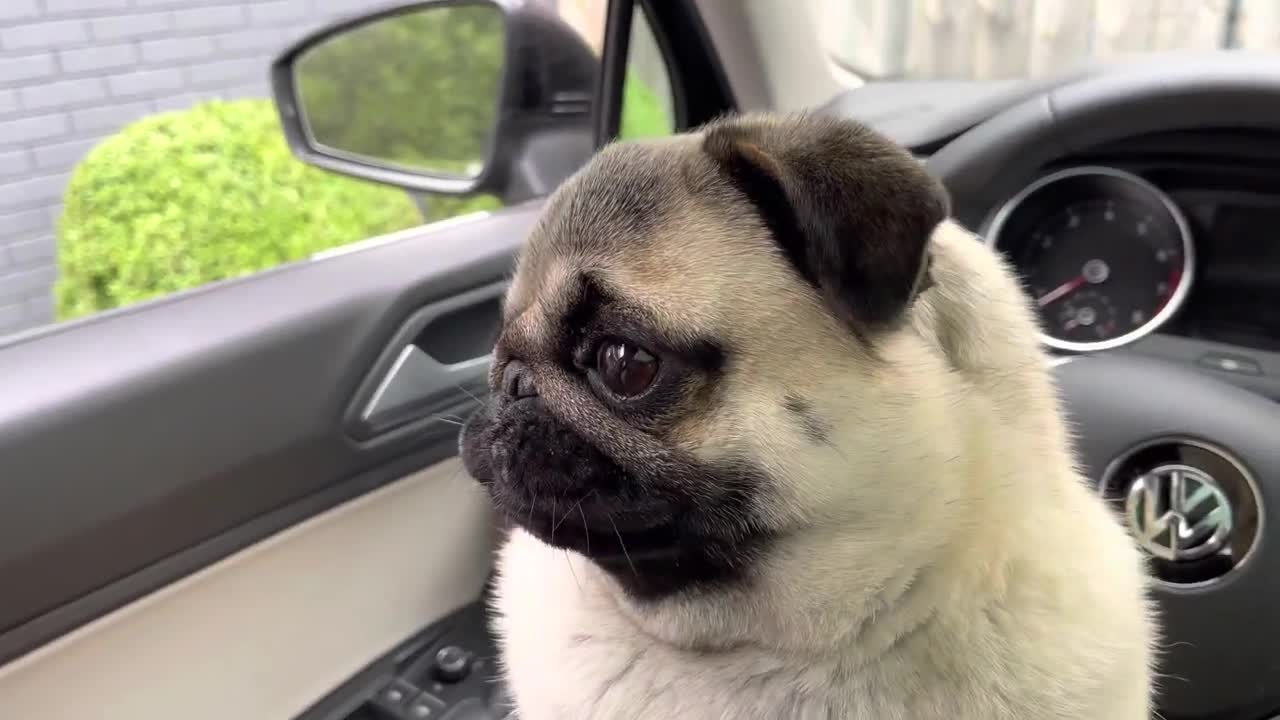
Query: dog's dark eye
596,339,658,397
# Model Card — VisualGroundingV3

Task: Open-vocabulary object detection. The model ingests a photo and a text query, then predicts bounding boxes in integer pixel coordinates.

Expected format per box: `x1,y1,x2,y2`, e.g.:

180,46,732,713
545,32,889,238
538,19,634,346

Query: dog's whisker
430,415,465,427
564,550,582,592
454,383,486,405
442,466,484,498
577,495,592,557
555,494,587,533
605,511,637,577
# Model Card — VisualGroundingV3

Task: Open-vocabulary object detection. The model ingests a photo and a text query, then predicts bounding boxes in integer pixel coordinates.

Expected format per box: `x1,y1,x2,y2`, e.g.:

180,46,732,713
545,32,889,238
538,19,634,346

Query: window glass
0,0,608,339
620,6,676,140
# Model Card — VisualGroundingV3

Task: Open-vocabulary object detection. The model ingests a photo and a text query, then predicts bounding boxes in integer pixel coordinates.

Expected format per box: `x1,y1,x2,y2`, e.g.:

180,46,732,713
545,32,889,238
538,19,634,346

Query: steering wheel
927,54,1280,720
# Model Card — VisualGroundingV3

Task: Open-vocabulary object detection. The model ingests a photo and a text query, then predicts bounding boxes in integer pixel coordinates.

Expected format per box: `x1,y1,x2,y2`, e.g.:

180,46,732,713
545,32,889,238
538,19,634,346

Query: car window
0,0,624,342
621,5,676,141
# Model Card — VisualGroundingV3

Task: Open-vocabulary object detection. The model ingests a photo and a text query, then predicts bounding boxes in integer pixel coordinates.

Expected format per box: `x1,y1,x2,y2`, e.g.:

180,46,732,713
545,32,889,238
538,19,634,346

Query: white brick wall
0,0,376,336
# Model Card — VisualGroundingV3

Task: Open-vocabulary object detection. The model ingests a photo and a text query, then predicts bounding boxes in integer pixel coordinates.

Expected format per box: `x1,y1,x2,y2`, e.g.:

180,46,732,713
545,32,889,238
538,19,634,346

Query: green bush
55,98,431,320
620,72,673,140
56,5,672,320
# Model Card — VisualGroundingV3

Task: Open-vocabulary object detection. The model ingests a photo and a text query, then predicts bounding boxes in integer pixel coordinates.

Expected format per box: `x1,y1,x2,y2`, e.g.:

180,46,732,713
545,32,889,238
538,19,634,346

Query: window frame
597,0,736,145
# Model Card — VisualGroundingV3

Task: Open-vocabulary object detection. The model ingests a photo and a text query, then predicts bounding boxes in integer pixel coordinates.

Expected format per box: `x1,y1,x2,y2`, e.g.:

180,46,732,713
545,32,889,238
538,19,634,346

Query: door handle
346,281,506,441
360,345,488,425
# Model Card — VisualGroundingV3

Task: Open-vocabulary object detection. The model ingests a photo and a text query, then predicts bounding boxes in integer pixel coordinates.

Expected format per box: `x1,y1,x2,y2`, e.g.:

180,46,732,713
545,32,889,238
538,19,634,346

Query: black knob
433,645,471,683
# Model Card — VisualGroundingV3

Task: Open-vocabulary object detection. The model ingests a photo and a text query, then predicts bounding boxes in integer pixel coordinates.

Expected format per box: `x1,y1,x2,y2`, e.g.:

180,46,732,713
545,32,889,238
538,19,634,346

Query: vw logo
1126,464,1233,562
1104,438,1261,585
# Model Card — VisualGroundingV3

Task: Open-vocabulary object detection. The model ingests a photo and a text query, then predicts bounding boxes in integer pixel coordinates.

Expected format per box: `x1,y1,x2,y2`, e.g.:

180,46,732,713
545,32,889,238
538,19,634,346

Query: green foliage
55,98,427,320
620,71,674,140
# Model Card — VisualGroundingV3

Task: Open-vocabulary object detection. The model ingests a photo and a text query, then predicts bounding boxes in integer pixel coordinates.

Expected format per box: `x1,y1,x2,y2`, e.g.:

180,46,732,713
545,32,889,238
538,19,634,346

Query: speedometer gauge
984,167,1195,353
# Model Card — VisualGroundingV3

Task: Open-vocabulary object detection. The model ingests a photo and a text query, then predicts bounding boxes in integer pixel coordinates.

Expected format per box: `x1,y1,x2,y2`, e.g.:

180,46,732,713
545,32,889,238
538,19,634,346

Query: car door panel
0,200,540,666
0,0,734,714
0,458,492,720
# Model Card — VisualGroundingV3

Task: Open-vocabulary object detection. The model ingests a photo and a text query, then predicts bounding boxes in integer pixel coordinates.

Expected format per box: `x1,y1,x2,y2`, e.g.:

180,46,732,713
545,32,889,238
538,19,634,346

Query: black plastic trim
928,52,1280,231
640,0,735,128
594,0,634,144
818,70,1095,152
293,599,502,720
633,0,687,133
1054,354,1280,719
1123,334,1280,401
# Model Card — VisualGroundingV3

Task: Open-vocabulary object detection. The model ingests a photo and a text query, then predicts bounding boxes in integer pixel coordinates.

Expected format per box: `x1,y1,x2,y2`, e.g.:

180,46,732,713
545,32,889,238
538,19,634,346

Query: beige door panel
0,458,494,720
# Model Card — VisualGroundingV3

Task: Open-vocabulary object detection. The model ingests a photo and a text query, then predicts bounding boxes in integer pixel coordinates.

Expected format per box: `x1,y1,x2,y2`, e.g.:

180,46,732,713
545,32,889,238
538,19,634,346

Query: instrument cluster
984,167,1196,353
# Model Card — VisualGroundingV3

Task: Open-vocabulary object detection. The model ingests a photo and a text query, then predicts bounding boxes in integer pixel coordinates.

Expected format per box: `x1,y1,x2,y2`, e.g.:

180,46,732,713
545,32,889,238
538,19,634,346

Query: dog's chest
491,534,846,719
507,642,841,719
495,585,841,719
493,534,940,720
495,598,1093,720
491,532,1138,720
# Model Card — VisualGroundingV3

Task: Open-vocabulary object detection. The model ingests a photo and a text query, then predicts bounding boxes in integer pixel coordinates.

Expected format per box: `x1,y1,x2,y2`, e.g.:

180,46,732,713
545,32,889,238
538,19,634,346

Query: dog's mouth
489,480,685,564
460,397,685,562
460,398,771,598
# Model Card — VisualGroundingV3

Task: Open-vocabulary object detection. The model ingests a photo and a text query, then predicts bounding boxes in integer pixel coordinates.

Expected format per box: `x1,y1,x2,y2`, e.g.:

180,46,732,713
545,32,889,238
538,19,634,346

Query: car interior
1,1,1278,719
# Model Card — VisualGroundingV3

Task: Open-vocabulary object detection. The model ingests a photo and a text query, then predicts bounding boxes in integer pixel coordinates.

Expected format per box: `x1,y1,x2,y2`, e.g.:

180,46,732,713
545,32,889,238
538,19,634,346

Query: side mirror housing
270,0,599,202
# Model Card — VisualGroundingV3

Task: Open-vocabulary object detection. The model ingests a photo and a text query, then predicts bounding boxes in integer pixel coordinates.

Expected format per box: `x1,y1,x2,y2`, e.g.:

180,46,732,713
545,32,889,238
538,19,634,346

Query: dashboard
914,71,1280,715
976,129,1280,375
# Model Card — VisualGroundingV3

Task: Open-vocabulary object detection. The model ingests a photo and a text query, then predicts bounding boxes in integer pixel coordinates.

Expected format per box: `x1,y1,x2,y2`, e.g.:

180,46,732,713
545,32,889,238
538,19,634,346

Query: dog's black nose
501,360,538,399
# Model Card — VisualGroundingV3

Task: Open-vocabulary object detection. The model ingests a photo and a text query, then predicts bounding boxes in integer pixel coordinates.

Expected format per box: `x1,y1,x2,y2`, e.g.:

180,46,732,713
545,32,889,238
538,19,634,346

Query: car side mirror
271,0,598,202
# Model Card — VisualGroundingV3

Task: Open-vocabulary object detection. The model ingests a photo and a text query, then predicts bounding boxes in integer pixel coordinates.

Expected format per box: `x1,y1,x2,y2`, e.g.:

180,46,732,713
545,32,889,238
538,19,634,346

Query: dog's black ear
703,113,948,334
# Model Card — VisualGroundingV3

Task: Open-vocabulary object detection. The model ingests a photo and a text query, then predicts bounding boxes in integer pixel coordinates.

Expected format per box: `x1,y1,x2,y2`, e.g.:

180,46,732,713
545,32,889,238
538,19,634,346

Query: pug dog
460,112,1155,719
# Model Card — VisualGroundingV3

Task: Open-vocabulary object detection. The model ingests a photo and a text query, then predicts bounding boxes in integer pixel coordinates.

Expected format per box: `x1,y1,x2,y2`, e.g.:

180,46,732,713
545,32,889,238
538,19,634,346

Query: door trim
0,458,494,720
0,201,540,665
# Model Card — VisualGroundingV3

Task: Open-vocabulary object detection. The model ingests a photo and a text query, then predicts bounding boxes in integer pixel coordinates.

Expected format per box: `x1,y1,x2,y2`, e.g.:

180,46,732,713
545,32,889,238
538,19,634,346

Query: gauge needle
1037,276,1086,307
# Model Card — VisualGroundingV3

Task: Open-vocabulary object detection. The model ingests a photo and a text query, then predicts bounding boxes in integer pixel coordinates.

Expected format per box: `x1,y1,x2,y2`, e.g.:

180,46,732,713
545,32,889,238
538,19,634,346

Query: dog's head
460,113,949,601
